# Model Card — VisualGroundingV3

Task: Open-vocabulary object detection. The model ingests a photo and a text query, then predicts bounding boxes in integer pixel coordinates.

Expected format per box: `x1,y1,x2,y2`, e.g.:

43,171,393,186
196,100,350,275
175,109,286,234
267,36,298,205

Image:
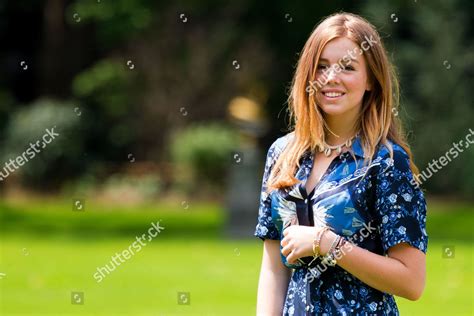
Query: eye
317,64,328,71
342,65,355,71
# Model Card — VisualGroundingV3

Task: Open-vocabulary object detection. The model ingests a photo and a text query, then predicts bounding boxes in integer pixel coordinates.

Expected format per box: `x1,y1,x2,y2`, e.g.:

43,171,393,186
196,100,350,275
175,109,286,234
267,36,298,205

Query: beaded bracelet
327,234,341,256
321,235,342,267
323,236,349,266
332,237,347,260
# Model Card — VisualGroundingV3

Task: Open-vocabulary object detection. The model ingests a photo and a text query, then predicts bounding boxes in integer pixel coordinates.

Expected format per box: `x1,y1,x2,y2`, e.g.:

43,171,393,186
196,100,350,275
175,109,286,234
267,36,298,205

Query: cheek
344,76,368,98
345,76,366,91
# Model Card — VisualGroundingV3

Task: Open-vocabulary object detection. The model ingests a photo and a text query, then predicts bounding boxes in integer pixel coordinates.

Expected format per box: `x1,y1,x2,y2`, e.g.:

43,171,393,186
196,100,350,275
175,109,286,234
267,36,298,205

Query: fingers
282,243,300,264
281,228,291,246
281,244,291,256
282,246,295,264
286,252,296,264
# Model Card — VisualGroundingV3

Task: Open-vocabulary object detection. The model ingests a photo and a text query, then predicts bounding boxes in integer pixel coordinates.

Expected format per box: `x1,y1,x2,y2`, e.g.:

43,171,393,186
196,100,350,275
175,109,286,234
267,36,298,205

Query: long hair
266,12,419,192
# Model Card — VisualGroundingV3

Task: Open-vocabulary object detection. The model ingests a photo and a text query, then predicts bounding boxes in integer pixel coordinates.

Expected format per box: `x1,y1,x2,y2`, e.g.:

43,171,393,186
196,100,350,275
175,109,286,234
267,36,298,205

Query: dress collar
350,134,365,158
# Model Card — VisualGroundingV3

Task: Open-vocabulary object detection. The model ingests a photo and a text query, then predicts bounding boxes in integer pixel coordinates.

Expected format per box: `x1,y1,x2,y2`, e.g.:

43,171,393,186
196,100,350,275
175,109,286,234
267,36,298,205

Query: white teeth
324,92,343,97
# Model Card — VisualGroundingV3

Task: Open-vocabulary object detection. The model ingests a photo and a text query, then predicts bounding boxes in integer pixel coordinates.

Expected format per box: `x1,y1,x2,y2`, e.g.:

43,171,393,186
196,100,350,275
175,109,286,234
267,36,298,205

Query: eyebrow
319,57,359,64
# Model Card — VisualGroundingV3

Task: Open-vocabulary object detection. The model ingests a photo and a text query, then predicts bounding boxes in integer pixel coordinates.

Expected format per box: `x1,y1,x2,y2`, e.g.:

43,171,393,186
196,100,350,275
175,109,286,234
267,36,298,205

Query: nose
325,65,340,83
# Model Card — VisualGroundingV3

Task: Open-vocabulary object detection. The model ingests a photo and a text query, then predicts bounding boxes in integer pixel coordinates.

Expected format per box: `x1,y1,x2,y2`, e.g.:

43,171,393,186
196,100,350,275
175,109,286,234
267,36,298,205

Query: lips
321,90,346,100
323,91,344,97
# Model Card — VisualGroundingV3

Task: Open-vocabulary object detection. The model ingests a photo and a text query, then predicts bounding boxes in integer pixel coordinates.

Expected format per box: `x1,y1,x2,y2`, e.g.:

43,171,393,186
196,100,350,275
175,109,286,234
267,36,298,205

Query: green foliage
0,199,222,239
70,58,138,175
361,0,474,198
0,98,84,187
2,1,472,198
72,59,132,118
67,0,152,47
170,123,239,194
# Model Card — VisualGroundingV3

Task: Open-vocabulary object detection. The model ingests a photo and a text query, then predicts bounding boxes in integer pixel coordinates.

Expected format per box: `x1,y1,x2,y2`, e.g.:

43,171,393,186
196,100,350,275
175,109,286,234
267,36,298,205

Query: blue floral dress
254,132,428,315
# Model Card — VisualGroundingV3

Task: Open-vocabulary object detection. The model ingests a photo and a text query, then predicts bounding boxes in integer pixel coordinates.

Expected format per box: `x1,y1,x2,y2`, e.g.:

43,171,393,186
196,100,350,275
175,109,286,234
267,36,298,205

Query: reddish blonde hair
267,12,419,192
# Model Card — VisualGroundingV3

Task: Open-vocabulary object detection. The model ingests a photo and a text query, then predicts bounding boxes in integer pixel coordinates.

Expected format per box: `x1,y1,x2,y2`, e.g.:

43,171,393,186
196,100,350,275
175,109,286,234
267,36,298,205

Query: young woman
254,12,428,315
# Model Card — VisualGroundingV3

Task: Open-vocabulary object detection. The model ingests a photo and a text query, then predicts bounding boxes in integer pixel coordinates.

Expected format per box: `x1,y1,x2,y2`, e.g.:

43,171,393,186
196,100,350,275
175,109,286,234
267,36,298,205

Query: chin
319,103,351,116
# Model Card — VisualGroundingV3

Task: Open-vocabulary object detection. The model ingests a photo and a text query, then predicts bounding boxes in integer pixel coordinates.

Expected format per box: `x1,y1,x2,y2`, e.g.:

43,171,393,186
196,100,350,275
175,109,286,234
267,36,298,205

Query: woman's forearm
282,225,426,301
257,268,291,315
320,231,424,301
257,240,292,315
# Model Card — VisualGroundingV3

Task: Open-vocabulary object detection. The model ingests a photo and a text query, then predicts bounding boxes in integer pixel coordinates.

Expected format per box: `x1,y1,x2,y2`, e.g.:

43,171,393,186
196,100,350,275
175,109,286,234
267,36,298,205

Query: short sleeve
374,147,428,254
253,138,285,241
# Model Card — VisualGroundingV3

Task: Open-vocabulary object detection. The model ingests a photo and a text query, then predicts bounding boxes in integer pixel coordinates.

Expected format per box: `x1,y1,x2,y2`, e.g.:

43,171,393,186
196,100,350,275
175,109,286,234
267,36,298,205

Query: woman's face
315,37,371,119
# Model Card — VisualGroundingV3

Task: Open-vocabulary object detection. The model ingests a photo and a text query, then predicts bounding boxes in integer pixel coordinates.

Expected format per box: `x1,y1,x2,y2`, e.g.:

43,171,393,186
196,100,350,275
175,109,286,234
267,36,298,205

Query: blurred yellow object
227,96,268,137
228,96,263,122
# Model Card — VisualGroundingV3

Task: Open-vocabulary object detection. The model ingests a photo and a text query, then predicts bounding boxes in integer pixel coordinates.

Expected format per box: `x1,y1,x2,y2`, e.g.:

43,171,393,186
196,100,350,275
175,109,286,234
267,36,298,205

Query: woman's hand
280,225,316,264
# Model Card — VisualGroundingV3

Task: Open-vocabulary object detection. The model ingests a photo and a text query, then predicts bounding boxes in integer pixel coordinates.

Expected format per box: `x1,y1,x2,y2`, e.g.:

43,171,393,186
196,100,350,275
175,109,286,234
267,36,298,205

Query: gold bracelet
312,226,330,257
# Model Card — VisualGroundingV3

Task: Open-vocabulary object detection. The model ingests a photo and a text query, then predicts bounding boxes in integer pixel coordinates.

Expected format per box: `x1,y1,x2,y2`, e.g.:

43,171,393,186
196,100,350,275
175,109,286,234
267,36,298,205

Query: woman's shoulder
268,131,295,154
374,139,412,171
262,132,295,168
376,139,408,156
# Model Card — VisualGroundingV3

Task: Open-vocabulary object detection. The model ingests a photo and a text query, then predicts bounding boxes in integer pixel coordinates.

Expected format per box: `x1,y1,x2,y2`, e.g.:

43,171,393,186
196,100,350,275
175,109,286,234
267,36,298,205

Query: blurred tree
362,0,474,197
1,0,471,198
169,122,238,196
0,98,84,190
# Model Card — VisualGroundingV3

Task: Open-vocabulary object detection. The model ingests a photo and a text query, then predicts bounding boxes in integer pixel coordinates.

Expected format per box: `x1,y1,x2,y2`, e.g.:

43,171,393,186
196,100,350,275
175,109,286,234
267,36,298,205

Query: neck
324,113,359,145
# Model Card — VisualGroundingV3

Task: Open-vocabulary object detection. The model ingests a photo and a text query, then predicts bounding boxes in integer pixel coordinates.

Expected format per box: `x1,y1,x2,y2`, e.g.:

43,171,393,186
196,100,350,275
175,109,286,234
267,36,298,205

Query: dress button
305,306,310,311
304,199,308,203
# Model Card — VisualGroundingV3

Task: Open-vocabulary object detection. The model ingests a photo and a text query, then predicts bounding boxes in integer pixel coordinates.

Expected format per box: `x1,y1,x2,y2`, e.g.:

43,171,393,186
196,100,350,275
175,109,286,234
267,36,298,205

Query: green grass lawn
0,198,473,315
1,236,261,315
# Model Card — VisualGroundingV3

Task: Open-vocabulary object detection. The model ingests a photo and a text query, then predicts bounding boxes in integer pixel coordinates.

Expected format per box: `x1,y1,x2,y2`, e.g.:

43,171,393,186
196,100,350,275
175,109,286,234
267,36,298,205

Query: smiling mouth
321,91,346,99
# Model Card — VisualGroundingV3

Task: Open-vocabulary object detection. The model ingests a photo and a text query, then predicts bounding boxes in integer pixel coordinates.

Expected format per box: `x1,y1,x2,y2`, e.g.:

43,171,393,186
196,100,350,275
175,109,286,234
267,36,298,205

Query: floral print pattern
254,133,428,315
